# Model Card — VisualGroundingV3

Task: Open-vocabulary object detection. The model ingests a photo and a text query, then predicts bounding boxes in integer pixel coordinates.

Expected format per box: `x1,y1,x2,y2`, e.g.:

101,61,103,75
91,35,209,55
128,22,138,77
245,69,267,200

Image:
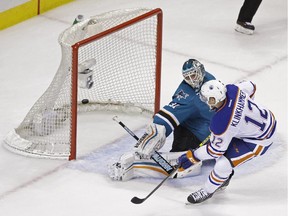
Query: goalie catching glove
134,123,166,159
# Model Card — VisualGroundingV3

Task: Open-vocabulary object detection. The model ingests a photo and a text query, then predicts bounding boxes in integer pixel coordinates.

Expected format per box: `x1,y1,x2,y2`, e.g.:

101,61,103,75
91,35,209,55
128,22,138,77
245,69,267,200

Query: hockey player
235,0,262,35
178,79,277,203
108,59,215,181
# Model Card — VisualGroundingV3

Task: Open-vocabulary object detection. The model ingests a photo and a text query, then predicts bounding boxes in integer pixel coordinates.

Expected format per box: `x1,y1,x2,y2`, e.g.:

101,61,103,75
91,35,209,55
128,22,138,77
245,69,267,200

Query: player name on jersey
231,90,246,127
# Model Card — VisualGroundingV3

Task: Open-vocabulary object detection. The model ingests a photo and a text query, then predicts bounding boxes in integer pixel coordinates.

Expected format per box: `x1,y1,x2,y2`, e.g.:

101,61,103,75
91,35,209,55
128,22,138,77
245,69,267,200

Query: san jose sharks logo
175,89,189,100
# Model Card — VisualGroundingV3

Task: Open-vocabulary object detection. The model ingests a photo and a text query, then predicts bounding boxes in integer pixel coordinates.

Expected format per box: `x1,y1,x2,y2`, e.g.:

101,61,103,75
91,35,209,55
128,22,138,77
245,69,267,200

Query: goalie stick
112,116,140,141
112,116,175,174
112,116,210,204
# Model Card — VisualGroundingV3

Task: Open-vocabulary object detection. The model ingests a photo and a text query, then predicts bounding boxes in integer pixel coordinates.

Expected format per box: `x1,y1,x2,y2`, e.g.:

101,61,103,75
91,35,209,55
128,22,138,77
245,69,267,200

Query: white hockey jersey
207,81,277,159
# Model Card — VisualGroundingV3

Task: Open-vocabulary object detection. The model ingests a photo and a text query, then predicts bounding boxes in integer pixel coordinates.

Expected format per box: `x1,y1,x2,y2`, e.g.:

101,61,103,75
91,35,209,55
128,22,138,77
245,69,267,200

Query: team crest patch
175,90,189,100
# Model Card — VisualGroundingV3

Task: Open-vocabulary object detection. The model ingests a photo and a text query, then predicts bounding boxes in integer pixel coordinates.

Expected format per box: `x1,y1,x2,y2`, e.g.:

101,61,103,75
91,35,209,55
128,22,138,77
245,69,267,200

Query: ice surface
0,0,287,215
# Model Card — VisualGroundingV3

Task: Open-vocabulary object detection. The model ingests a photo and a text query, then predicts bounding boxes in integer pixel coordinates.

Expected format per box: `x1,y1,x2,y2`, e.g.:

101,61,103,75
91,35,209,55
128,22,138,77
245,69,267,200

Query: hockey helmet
200,80,227,109
182,59,206,89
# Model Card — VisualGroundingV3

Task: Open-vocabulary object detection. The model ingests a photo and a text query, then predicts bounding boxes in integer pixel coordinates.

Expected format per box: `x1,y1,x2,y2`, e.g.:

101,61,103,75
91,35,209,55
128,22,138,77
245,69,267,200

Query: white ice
0,0,287,215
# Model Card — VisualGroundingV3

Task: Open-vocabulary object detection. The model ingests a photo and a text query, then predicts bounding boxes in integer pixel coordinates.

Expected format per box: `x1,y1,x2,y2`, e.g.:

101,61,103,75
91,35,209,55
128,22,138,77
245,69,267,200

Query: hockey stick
199,134,210,147
112,116,174,174
131,134,210,205
112,116,140,141
129,133,210,204
112,116,210,204
130,165,180,204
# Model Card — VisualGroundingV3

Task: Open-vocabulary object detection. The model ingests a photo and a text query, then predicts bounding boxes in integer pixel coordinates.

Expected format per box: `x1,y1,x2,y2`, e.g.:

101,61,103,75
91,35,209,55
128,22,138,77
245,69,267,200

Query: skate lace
191,189,210,201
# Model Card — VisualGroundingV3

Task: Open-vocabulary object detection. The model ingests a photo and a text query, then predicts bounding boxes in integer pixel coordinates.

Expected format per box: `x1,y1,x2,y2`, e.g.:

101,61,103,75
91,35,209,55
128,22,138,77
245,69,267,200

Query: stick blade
131,196,145,204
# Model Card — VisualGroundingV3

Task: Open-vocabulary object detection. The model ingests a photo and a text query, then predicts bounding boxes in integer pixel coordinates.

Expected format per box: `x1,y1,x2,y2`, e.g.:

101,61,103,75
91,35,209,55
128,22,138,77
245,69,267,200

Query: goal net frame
3,8,163,160
70,8,162,160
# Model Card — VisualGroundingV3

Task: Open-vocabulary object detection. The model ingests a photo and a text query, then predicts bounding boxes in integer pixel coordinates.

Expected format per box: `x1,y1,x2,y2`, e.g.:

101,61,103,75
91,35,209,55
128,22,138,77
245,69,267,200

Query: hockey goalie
108,58,215,180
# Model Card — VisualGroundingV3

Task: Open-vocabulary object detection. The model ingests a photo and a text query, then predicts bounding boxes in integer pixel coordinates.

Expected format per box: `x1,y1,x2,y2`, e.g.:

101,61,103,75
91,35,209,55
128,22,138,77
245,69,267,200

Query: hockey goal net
4,8,162,160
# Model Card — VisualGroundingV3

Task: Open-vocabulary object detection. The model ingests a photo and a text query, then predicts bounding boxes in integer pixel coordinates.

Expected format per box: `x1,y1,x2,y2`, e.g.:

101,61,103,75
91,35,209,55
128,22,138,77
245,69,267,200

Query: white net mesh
4,8,162,159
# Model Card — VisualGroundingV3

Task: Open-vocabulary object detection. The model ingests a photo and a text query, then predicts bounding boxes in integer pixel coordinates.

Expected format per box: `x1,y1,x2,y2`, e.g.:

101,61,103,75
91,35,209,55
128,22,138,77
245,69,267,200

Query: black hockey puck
81,99,89,104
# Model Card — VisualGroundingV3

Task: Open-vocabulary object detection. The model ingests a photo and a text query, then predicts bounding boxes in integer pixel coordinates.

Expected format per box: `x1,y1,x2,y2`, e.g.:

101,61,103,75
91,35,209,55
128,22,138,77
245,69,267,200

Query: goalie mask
182,59,206,89
200,80,227,109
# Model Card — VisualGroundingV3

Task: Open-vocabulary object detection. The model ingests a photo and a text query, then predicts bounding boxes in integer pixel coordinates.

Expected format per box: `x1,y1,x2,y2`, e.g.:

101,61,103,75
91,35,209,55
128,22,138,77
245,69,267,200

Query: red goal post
4,8,163,160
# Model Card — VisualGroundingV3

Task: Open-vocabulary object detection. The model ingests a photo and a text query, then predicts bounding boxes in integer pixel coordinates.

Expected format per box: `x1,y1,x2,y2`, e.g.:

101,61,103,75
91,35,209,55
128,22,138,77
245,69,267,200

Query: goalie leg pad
108,152,136,181
108,152,167,181
108,151,202,181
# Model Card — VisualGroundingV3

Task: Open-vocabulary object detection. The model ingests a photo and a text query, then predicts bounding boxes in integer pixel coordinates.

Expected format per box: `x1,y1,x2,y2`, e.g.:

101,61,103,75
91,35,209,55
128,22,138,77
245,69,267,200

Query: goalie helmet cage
4,8,162,160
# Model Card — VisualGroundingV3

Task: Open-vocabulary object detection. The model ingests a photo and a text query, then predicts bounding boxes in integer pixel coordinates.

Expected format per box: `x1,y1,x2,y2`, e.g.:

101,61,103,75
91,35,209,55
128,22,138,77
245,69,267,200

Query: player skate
187,188,213,204
187,170,234,204
235,21,255,35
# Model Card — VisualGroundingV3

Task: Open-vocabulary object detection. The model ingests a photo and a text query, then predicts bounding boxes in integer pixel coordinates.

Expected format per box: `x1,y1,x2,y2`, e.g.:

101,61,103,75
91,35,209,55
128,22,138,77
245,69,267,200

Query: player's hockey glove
177,150,201,176
134,123,166,159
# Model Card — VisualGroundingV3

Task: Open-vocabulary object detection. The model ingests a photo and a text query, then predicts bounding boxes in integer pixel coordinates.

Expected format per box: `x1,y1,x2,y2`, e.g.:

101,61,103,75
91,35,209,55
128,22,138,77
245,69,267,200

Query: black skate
235,21,255,35
187,188,213,204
